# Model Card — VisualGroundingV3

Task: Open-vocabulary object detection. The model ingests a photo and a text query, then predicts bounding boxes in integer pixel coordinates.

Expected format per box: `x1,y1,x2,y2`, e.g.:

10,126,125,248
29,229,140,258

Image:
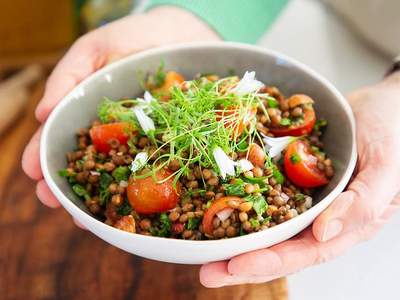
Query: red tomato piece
89,122,135,153
270,108,316,137
152,71,185,94
202,196,243,235
127,169,181,214
284,140,328,188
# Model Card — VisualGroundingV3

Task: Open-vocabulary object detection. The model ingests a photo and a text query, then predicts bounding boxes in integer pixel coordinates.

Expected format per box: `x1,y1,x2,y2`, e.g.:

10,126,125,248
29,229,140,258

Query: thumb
313,145,400,242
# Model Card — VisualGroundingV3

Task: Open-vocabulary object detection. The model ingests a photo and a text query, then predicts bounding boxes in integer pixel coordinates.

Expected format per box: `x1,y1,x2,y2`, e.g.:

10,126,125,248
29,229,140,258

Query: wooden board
0,81,288,300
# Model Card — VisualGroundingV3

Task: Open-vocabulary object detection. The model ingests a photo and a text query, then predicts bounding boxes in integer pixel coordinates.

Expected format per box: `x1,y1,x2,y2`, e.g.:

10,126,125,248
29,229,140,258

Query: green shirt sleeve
143,0,289,44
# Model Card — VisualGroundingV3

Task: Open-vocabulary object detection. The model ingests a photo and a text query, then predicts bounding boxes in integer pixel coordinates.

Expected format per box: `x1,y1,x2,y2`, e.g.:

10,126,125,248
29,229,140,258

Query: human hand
200,73,400,287
22,6,220,211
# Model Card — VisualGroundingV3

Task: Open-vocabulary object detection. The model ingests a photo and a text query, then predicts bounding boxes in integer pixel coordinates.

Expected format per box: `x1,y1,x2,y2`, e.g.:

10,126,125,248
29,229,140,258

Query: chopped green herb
267,97,279,108
59,169,77,184
314,119,327,131
249,218,260,228
280,118,291,126
237,139,248,152
290,153,301,164
224,179,246,196
311,145,326,159
72,184,91,201
295,193,305,201
262,216,272,224
245,194,268,216
186,217,201,230
153,213,171,237
112,166,130,182
239,226,246,236
58,169,69,177
272,165,285,184
242,175,270,185
75,160,84,169
100,172,113,189
117,201,132,216
154,61,166,87
99,172,113,205
292,116,304,124
205,201,212,209
311,146,320,153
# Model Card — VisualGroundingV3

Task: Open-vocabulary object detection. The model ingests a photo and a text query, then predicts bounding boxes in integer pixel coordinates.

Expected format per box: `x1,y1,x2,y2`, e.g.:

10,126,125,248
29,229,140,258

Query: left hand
200,73,400,288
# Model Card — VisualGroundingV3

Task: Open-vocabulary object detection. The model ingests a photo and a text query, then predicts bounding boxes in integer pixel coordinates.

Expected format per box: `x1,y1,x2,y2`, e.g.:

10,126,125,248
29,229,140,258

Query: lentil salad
59,66,334,240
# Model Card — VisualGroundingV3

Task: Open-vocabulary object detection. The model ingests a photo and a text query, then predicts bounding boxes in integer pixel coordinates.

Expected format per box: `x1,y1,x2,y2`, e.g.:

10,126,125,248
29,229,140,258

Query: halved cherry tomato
202,196,243,235
89,122,136,153
270,108,316,137
152,71,185,94
216,106,257,137
284,140,328,188
127,169,181,214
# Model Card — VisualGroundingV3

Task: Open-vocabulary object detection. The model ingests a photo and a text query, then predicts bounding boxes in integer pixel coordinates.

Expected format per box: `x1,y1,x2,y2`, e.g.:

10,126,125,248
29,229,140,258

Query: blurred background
0,0,397,300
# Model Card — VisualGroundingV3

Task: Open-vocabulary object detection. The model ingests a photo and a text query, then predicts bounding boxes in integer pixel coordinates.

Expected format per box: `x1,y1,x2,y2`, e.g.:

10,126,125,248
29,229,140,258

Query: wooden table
0,81,288,300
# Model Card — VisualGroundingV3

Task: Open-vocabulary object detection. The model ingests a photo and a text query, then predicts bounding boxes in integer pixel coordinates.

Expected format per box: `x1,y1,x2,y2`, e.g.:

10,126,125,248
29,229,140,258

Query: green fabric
144,0,289,44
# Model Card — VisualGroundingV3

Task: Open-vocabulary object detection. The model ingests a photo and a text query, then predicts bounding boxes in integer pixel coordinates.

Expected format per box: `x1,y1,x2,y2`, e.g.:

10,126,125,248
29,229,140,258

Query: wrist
145,6,221,45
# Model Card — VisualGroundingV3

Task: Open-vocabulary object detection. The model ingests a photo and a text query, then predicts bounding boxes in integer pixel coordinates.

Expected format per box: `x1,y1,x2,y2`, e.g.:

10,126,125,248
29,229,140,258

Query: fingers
36,180,61,208
22,128,43,180
312,192,354,242
35,34,107,122
313,156,400,242
200,261,277,288
200,229,360,287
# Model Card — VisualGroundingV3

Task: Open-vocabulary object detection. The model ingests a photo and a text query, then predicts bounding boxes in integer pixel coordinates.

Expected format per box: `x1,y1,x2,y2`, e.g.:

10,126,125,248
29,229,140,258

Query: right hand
22,6,220,211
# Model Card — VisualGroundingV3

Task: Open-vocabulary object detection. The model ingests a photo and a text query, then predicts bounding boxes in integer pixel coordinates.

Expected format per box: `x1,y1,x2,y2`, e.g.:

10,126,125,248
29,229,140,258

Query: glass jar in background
77,0,135,32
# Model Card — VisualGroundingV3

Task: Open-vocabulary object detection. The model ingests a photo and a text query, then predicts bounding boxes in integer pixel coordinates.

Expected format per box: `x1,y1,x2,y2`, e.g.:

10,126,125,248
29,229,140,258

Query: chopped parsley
117,201,132,216
272,165,285,185
224,179,246,196
112,166,130,182
242,174,270,186
245,194,268,216
237,139,248,152
267,97,279,108
249,218,260,228
295,193,305,201
152,213,171,237
290,153,301,164
58,169,69,177
59,169,76,184
280,118,291,126
72,184,91,201
99,172,113,205
314,118,327,131
186,217,201,230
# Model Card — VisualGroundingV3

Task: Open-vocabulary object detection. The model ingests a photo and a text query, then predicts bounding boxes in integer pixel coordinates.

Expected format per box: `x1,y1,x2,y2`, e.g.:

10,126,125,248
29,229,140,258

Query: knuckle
361,203,380,224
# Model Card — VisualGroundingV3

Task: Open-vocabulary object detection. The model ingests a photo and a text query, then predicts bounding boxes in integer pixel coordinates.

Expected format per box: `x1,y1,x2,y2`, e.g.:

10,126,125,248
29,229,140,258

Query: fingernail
322,219,343,241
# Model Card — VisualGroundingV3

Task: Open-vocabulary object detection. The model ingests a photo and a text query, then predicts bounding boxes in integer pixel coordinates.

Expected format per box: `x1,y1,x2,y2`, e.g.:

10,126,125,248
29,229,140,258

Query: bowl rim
40,41,357,246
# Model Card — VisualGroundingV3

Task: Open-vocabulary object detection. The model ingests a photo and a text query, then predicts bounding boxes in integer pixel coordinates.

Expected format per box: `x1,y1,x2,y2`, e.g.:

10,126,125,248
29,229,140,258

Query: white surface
260,1,397,300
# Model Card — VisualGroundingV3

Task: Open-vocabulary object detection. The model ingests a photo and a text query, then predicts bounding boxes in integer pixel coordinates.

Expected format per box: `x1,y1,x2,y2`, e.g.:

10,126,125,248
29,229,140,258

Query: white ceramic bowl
40,42,357,264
